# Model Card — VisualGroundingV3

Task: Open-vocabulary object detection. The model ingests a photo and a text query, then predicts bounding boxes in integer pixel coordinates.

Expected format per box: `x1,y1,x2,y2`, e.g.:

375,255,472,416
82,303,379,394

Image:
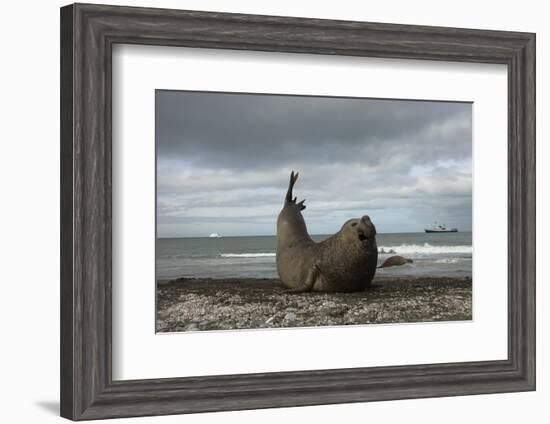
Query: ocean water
157,232,472,280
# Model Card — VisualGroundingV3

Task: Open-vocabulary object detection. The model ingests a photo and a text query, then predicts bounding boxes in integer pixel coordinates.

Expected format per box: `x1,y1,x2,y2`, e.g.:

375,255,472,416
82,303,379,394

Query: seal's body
276,172,378,292
378,255,413,268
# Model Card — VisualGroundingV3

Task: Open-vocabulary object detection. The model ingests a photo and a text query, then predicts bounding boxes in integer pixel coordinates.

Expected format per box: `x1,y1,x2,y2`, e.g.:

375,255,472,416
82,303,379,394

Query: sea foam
221,253,276,258
378,243,472,255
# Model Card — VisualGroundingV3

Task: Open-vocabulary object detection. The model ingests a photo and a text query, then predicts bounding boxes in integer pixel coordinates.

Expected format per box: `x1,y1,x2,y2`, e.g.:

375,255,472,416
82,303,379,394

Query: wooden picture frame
60,3,535,420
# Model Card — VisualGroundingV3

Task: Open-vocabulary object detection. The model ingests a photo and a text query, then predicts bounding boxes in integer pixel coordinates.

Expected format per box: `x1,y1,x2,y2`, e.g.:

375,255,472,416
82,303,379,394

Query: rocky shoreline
156,277,472,332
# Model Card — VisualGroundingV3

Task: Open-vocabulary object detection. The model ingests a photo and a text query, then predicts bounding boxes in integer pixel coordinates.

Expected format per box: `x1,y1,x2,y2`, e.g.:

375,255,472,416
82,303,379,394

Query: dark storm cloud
156,90,472,237
156,90,471,169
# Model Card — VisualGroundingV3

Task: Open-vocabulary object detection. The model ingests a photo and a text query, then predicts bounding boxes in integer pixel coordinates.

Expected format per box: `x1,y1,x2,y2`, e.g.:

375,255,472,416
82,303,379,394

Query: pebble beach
156,277,472,332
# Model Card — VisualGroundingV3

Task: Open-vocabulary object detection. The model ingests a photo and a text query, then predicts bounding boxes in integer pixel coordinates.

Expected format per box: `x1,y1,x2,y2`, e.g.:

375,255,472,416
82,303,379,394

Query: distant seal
276,171,378,292
378,255,413,268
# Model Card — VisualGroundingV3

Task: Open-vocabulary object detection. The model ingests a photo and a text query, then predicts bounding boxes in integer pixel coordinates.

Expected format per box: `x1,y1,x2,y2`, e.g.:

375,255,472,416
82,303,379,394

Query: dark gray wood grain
60,4,74,419
60,3,536,420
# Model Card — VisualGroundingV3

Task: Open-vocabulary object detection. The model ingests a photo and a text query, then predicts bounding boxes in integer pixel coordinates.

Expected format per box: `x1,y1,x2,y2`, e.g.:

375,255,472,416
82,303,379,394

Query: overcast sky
156,90,472,238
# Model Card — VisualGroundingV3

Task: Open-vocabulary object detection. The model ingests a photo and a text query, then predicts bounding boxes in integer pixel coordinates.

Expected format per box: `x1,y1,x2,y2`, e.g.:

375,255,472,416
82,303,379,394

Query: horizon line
157,230,472,240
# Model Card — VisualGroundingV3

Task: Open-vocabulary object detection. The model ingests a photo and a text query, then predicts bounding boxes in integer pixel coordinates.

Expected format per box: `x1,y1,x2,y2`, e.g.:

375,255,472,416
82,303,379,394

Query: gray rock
284,312,297,322
185,323,200,331
265,315,276,325
327,306,347,317
157,310,170,320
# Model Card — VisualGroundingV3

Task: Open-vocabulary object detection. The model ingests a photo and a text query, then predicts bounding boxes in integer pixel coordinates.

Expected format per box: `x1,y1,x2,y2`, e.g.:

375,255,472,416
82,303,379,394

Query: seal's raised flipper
285,171,306,208
286,171,299,203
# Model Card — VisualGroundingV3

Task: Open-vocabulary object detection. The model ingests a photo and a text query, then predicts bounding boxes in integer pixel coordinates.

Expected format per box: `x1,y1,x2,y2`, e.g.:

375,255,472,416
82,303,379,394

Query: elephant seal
378,255,413,268
276,171,378,292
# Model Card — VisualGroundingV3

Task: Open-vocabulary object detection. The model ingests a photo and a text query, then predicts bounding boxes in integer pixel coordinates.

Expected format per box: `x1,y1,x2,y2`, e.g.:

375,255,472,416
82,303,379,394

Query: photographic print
155,90,472,333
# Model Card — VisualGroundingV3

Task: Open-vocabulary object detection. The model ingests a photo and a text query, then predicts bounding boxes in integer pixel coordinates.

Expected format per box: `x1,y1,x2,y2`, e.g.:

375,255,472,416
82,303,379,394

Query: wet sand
156,277,472,332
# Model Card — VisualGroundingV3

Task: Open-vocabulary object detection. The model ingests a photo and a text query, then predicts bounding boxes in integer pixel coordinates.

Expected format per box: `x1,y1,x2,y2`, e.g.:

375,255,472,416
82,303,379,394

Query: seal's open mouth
357,229,375,242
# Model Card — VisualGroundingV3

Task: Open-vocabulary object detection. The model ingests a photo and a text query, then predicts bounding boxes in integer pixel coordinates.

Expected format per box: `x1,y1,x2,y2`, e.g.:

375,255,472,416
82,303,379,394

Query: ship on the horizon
209,232,222,238
424,223,458,233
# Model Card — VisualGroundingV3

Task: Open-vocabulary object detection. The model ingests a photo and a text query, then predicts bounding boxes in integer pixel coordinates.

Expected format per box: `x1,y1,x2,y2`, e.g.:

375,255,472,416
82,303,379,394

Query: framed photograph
155,91,474,333
60,3,535,420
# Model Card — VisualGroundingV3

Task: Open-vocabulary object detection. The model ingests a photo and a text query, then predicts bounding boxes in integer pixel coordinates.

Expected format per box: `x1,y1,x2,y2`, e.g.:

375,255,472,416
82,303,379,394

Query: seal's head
340,215,377,248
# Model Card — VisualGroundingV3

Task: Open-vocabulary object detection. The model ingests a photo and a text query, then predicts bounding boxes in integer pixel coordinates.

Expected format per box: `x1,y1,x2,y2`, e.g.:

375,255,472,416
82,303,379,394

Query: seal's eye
351,223,357,227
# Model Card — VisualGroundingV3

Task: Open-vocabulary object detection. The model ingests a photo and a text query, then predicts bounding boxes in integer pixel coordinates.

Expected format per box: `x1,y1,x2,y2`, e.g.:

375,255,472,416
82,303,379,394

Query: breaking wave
435,258,463,264
378,243,472,255
221,253,276,258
